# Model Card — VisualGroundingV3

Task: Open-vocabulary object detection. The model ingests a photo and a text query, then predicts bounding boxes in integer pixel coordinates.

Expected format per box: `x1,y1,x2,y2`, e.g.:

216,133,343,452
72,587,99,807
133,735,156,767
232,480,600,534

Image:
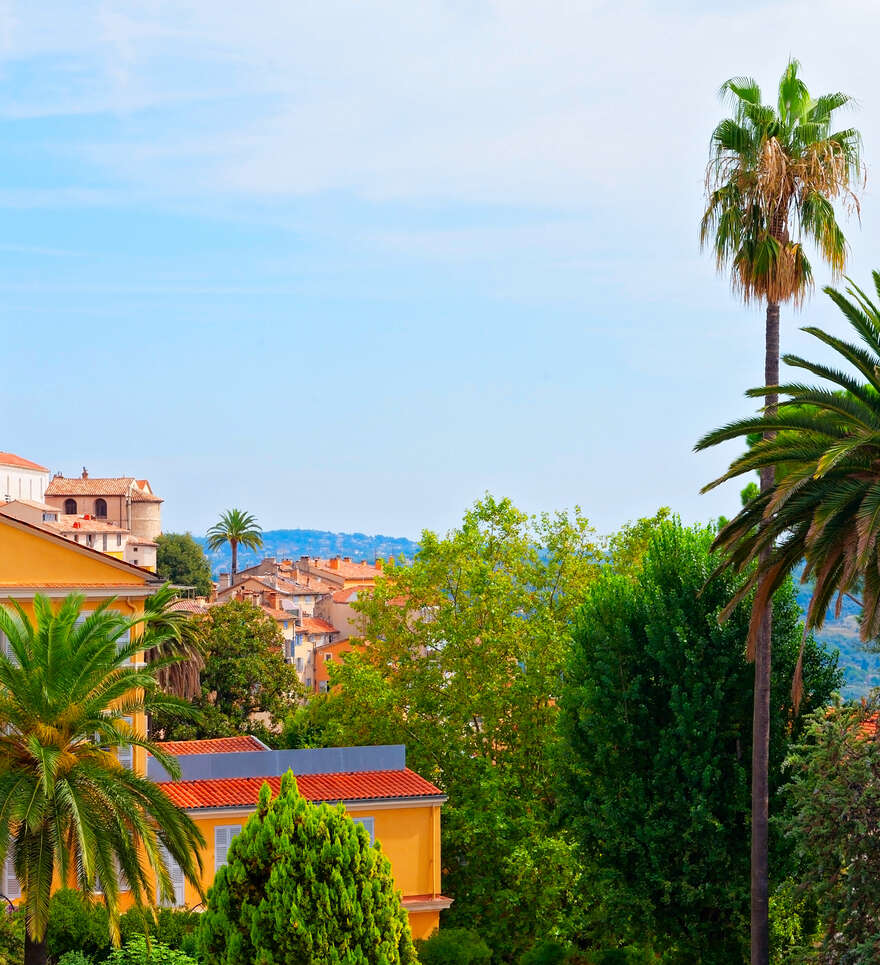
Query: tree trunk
24,932,47,965
751,299,780,965
231,540,238,587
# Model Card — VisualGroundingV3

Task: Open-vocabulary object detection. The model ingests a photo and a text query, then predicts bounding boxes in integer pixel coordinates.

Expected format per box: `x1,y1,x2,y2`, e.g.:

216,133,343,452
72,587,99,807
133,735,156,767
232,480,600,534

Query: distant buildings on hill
0,454,161,571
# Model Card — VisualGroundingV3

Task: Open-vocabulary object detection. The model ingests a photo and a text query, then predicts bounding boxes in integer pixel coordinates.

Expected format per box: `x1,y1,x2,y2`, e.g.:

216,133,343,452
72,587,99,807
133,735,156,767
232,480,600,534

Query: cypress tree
198,771,416,965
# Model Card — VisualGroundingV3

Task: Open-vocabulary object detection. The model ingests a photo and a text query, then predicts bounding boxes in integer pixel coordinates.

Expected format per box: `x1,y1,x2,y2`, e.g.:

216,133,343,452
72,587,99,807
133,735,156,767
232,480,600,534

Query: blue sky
2,0,880,539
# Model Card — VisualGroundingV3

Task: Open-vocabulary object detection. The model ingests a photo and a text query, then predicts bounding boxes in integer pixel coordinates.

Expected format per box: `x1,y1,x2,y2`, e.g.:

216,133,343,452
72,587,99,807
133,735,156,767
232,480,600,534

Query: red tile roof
332,586,369,603
158,768,443,809
156,736,266,756
300,616,337,634
47,477,136,496
0,452,48,472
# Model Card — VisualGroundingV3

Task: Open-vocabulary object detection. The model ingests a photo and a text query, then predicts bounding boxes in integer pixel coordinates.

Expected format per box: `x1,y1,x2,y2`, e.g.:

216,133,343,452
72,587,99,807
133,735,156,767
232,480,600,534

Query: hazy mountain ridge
196,528,420,576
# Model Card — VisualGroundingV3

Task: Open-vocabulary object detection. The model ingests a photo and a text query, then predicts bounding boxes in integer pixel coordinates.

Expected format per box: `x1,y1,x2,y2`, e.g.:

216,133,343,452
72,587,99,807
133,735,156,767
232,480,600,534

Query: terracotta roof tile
0,452,48,472
47,477,136,496
299,617,337,634
156,736,267,756
131,489,163,503
158,768,442,809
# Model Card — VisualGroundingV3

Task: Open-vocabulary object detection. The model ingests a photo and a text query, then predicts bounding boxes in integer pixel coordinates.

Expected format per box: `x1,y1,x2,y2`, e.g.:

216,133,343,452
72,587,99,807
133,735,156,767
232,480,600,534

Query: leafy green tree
0,594,205,965
46,890,110,962
701,59,861,964
784,695,880,962
154,600,300,745
156,534,213,597
206,509,262,587
557,521,840,963
197,771,416,965
289,496,604,959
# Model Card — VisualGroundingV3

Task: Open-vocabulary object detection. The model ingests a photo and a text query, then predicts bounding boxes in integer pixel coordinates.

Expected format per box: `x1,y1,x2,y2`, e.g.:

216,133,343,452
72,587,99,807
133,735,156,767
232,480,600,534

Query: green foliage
46,891,110,962
154,600,301,744
119,908,200,959
197,771,416,965
291,495,604,959
557,520,841,963
104,937,198,965
57,951,94,965
605,507,671,578
0,909,24,965
768,879,819,964
0,594,206,945
784,695,880,960
156,534,214,597
416,928,492,965
518,940,570,965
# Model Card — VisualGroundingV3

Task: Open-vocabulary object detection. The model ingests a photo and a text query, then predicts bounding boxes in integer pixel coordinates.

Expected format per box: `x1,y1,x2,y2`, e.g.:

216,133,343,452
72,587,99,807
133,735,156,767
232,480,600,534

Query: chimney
81,467,89,480
329,557,340,570
343,557,351,563
219,572,230,591
375,558,383,571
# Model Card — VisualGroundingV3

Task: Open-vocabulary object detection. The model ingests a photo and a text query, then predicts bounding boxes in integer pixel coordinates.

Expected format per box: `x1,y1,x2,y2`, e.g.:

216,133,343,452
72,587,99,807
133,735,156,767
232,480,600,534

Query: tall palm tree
0,594,206,965
206,509,263,587
697,273,880,658
700,59,861,965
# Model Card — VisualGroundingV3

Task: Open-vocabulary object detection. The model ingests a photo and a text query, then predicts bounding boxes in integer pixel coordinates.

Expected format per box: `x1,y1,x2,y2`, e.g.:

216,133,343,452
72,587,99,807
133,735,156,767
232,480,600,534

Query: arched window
95,498,107,518
64,499,77,515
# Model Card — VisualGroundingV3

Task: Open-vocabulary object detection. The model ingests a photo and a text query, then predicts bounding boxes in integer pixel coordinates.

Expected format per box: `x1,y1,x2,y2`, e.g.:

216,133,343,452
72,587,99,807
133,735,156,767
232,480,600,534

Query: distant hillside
196,529,419,576
796,581,880,700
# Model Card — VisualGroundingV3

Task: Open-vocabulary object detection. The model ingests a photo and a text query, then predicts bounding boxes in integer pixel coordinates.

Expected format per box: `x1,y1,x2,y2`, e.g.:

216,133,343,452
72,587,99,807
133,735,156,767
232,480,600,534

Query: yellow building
146,738,451,939
0,514,450,939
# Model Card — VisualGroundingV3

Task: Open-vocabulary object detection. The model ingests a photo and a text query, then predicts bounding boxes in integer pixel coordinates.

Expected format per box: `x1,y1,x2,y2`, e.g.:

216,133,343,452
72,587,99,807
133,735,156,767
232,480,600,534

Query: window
318,681,329,693
64,499,77,514
117,717,133,770
102,535,108,552
3,855,20,899
214,825,242,872
352,817,375,845
296,657,304,672
157,845,185,906
116,534,122,547
42,512,56,522
324,653,333,662
95,499,107,518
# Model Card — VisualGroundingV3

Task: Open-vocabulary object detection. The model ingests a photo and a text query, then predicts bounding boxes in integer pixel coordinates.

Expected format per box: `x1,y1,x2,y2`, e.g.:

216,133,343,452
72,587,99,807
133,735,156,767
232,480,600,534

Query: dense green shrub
120,908,200,958
58,952,95,965
104,937,198,965
0,908,24,965
46,890,111,963
519,940,571,965
198,771,416,965
415,928,492,965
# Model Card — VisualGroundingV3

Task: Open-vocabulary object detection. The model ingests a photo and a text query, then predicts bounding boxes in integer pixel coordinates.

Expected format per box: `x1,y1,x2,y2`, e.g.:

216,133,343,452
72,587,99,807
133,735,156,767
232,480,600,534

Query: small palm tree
206,509,263,587
0,594,206,965
142,585,206,702
700,59,862,964
697,273,880,689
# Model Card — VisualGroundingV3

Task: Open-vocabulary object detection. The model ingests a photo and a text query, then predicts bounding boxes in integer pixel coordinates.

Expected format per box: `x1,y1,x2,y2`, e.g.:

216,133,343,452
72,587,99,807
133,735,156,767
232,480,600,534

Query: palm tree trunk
231,540,238,587
24,932,47,965
751,298,779,965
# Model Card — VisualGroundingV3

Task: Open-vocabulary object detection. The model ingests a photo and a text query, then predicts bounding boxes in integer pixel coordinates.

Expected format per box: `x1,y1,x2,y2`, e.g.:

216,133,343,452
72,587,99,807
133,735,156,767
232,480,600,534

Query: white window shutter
352,816,375,845
214,826,241,871
117,717,133,769
4,855,20,899
158,845,185,906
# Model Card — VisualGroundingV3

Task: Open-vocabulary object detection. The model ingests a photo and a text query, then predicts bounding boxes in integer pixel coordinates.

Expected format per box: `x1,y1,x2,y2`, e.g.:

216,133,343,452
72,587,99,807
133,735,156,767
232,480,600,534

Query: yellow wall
126,801,444,935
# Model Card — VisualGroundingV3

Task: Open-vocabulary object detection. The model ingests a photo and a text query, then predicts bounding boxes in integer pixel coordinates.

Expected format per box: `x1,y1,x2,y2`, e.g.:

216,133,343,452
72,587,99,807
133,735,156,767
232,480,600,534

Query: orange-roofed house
143,741,450,938
312,636,362,694
294,555,384,590
0,451,50,503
